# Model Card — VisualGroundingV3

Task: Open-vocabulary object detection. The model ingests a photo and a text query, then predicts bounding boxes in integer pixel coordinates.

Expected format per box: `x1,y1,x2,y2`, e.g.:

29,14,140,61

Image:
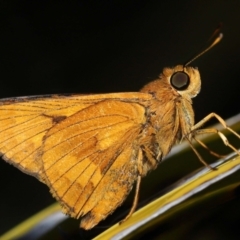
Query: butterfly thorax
139,67,198,175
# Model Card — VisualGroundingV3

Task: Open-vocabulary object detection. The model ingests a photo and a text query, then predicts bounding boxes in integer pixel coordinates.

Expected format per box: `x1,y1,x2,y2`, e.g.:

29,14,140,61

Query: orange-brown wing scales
41,100,146,227
0,98,96,179
0,109,52,178
80,143,137,229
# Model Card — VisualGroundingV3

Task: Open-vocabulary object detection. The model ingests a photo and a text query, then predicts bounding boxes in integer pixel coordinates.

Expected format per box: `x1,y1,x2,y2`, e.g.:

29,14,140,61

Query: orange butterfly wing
0,93,151,228
41,99,147,229
0,95,97,181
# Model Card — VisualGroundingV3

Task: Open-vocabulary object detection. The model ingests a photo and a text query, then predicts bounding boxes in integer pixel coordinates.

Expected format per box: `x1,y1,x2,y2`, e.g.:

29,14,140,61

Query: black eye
170,71,190,90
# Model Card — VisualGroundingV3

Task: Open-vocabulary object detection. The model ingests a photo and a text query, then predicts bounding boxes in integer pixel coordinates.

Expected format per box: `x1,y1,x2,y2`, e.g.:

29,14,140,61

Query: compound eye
170,71,190,90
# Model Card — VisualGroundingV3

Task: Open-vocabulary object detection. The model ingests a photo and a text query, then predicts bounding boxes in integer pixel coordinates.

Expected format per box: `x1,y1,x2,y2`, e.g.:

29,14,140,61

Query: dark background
0,0,240,237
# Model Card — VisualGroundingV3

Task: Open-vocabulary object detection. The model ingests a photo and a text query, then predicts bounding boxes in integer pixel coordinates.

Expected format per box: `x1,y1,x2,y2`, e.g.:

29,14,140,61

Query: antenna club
184,32,223,67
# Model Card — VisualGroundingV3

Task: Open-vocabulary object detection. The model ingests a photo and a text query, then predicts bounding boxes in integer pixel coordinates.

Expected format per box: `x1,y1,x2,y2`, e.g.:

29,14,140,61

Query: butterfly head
164,65,201,99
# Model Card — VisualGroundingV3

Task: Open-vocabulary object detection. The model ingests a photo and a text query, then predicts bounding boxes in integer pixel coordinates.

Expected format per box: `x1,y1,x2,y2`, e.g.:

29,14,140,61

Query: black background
0,0,240,237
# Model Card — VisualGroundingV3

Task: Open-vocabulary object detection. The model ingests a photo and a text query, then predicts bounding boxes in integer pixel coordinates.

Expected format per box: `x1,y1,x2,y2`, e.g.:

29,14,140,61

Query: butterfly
1,32,239,230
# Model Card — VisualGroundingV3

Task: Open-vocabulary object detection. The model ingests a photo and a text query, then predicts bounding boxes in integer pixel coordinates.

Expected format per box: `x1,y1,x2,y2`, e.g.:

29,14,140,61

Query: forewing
0,96,89,180
40,99,147,228
0,93,150,181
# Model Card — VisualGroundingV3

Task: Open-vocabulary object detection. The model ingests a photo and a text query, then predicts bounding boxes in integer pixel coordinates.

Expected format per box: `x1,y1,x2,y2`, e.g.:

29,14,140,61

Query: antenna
184,33,223,67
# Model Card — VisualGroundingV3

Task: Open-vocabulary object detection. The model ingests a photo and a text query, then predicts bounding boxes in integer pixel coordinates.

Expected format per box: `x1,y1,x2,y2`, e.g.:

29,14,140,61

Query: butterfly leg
119,150,143,224
192,113,240,139
185,136,216,170
191,113,240,154
194,128,240,155
193,137,227,158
